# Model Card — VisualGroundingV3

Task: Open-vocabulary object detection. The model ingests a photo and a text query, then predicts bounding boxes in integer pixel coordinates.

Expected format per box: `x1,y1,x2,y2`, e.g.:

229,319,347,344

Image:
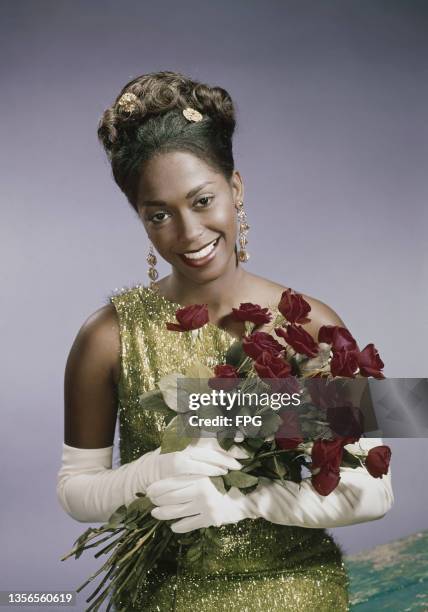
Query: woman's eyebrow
142,181,215,206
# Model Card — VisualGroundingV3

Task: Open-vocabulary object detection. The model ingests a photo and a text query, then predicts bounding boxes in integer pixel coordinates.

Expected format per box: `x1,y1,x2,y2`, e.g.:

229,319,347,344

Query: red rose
312,437,345,471
277,289,312,324
231,302,273,325
254,351,293,392
166,304,209,332
311,436,359,495
330,349,359,377
208,364,240,391
242,331,284,360
254,351,292,379
312,465,341,496
306,378,349,411
357,344,385,379
275,324,319,357
326,404,364,438
366,445,391,478
318,326,358,352
275,410,304,450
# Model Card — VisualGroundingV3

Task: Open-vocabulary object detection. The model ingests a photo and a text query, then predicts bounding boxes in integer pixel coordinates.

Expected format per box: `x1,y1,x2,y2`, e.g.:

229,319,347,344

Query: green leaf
263,456,287,478
258,410,282,438
186,541,202,563
210,475,226,494
106,505,127,528
202,527,222,547
224,341,248,368
245,438,265,451
139,389,168,411
216,432,236,450
196,405,226,432
341,449,362,469
223,471,259,489
126,496,153,516
160,416,193,453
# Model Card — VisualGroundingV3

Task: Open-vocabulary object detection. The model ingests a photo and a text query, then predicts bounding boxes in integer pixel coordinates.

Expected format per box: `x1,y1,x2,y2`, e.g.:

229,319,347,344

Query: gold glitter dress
109,284,350,612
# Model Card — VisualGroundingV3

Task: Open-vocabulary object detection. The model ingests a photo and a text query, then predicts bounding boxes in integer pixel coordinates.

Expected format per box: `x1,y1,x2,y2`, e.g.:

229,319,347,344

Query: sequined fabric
109,284,349,611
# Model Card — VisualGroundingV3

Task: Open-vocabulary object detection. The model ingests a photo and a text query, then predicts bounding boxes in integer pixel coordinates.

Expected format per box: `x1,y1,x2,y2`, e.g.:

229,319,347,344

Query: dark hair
97,71,237,212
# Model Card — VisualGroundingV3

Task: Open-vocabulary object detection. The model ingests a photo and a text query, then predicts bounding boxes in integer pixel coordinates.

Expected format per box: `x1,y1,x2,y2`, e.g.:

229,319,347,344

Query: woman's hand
147,474,258,533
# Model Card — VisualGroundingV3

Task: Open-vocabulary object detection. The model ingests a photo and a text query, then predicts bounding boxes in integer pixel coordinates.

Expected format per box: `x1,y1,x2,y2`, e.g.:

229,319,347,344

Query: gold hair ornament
182,107,203,122
117,92,139,113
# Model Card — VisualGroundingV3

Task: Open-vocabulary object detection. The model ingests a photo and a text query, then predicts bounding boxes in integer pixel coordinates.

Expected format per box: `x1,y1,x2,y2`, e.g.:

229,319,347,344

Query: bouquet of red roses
62,289,391,611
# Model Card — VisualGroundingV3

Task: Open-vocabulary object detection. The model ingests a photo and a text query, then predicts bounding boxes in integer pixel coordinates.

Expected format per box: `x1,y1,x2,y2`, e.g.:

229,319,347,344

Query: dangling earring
146,242,159,290
235,200,250,262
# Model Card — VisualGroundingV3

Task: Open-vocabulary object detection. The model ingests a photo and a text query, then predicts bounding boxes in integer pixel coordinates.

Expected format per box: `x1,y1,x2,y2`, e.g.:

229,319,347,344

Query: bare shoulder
67,303,121,386
254,275,347,342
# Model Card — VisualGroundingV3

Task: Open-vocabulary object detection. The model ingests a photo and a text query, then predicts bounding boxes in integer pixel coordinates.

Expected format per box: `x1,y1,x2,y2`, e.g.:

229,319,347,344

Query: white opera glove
148,474,259,533
56,438,242,524
245,437,394,529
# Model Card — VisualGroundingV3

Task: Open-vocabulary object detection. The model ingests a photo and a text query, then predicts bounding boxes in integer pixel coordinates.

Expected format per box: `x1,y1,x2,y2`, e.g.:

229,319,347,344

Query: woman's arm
57,304,148,522
246,437,394,529
57,309,240,522
252,296,393,528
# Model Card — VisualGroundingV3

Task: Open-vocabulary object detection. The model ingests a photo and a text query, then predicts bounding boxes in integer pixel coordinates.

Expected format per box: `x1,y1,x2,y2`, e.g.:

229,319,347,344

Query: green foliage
160,416,193,453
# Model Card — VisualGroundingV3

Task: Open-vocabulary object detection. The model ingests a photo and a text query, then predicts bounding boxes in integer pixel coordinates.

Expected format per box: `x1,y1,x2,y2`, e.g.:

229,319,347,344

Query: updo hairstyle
97,71,237,212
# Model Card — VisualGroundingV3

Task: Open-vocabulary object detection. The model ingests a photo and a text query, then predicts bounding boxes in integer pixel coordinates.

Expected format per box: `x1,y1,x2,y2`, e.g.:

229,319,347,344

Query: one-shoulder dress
108,284,350,611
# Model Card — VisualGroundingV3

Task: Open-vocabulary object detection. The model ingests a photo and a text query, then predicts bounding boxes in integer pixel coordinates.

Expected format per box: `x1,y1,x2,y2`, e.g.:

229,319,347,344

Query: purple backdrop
1,0,427,608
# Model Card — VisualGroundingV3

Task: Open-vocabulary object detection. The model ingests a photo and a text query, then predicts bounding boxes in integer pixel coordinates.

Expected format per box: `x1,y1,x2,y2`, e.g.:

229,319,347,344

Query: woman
57,71,394,611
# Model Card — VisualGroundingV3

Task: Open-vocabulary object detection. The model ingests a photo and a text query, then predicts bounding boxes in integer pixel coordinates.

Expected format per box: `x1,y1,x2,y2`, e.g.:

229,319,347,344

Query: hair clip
117,92,139,113
182,107,203,122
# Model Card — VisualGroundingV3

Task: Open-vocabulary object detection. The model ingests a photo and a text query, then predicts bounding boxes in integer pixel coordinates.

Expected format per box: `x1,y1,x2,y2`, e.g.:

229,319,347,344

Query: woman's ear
230,170,244,203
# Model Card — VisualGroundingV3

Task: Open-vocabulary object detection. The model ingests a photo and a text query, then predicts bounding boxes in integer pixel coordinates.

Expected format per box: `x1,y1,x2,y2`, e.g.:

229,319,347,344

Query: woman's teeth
182,238,218,260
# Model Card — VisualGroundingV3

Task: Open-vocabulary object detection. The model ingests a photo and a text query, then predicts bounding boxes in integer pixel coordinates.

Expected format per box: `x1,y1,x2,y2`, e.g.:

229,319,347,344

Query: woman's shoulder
254,274,347,342
68,303,121,385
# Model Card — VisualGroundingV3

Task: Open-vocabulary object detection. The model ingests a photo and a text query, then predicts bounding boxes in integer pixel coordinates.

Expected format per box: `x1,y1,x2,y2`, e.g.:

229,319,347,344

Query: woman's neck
158,266,252,319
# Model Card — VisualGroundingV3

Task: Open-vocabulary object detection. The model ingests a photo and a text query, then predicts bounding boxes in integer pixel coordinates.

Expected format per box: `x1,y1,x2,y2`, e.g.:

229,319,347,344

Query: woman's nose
175,212,204,246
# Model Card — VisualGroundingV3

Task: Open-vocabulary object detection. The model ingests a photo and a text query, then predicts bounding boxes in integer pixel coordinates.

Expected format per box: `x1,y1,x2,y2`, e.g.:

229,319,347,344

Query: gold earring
147,243,159,290
235,200,250,262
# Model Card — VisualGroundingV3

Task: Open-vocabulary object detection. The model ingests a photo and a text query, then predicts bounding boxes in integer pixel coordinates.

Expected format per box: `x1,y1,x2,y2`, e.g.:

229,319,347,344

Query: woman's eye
195,196,214,207
149,197,213,224
149,212,170,224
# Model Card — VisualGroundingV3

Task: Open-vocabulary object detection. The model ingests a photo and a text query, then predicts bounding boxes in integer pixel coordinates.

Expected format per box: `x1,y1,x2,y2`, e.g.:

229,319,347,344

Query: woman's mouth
178,236,221,267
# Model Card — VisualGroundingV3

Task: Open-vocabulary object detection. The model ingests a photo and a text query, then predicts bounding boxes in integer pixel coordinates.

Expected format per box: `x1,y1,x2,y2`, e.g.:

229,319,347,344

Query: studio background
1,0,427,605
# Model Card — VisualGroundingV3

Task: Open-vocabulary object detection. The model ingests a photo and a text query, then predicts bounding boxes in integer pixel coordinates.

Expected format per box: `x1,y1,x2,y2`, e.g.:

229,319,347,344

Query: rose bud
306,378,348,411
312,465,341,496
231,303,273,326
330,349,359,377
277,289,312,324
242,331,284,360
254,351,292,392
357,344,385,379
275,410,304,450
326,404,364,438
208,364,241,391
166,304,209,332
318,326,358,353
275,324,319,357
366,445,391,478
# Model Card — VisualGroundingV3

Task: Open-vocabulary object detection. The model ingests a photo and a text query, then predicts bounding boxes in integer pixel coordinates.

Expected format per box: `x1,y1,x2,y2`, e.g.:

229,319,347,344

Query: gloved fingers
146,475,202,500
187,448,242,471
149,482,200,506
151,502,199,521
170,514,207,533
181,457,228,477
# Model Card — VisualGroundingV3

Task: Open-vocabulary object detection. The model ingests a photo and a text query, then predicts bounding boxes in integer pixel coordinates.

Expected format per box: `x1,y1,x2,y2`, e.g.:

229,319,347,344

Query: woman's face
136,151,243,283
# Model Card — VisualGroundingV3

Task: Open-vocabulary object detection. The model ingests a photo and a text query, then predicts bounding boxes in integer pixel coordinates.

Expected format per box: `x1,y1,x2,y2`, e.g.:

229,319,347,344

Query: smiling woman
57,70,393,612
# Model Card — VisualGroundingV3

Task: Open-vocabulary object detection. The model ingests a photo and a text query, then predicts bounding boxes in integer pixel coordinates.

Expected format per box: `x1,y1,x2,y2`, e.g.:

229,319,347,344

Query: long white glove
147,437,394,532
56,438,242,523
247,437,394,529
